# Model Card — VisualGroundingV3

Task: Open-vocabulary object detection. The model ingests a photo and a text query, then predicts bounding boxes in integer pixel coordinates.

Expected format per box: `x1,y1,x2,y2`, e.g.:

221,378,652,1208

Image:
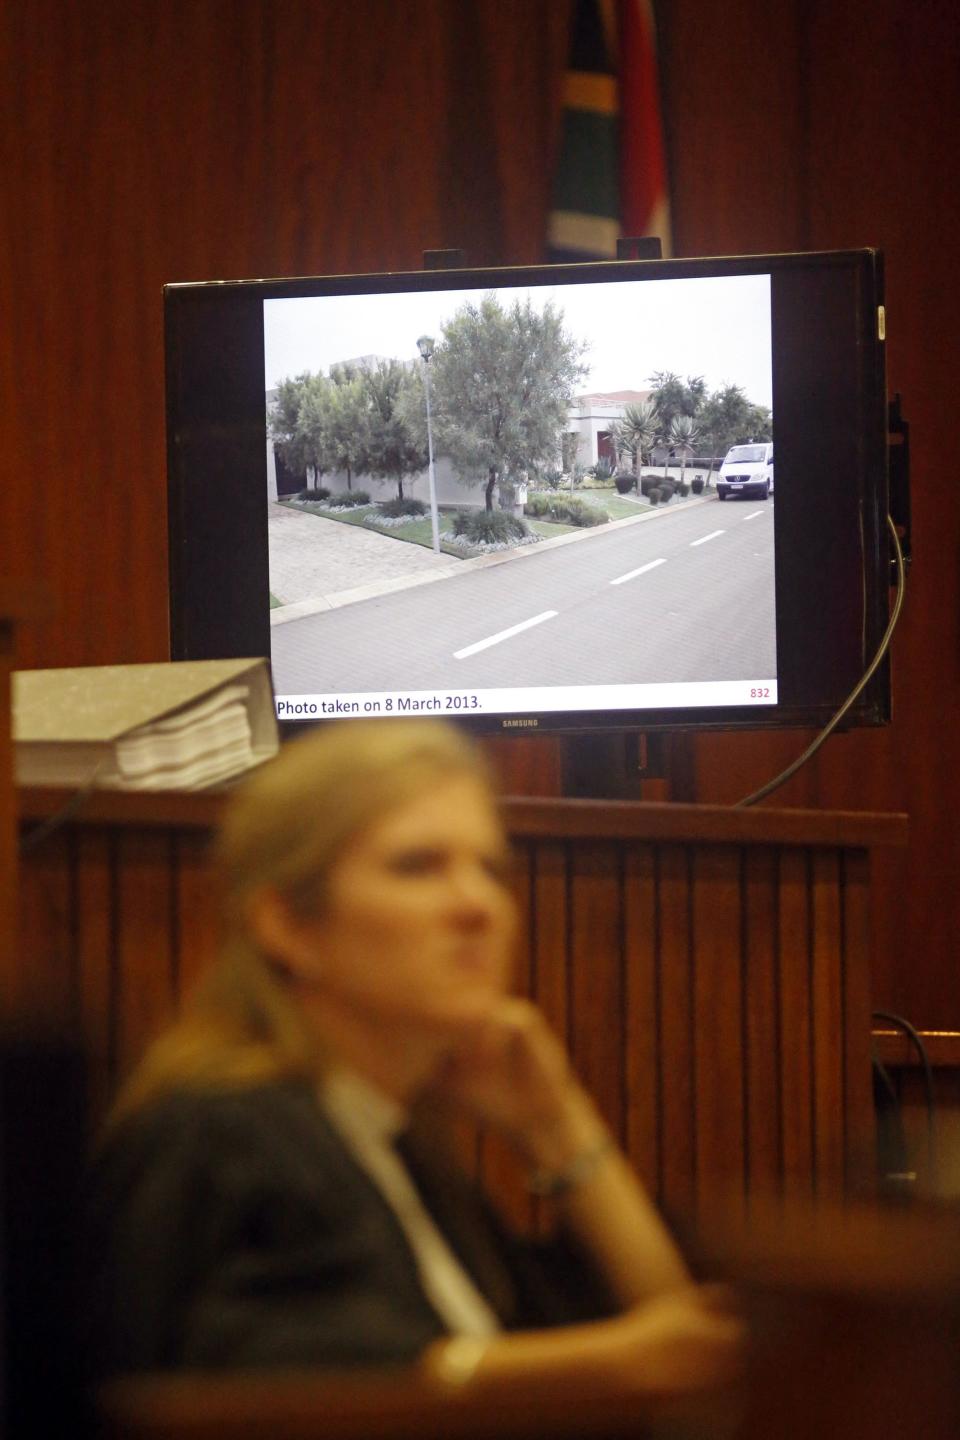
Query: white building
564,389,653,470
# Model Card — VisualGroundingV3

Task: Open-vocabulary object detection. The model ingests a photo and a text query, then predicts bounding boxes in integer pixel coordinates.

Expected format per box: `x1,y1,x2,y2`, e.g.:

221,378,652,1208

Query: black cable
18,764,105,857
735,513,906,808
871,1050,911,1188
872,1009,936,1188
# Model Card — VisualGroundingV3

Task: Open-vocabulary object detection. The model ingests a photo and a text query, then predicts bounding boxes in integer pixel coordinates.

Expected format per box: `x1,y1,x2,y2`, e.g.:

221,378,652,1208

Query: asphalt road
271,498,776,696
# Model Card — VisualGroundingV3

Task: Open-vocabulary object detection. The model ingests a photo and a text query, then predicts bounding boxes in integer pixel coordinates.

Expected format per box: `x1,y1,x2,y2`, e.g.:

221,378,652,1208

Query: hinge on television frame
888,394,911,580
616,236,663,260
422,250,465,270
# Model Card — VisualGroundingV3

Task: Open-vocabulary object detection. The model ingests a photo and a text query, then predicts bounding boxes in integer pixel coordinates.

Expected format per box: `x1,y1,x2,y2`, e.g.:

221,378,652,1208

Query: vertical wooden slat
692,845,745,1213
778,848,814,1198
530,840,569,1044
0,617,15,1003
523,837,572,1233
841,849,876,1196
510,839,535,1005
568,841,624,1140
623,842,659,1190
657,843,696,1215
811,848,844,1199
477,840,536,1229
75,826,115,1117
17,833,75,1023
743,847,782,1200
113,830,177,1081
171,829,220,1001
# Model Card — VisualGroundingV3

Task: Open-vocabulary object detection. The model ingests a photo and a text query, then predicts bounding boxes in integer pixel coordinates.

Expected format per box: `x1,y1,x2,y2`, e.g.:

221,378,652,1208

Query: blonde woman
86,720,739,1395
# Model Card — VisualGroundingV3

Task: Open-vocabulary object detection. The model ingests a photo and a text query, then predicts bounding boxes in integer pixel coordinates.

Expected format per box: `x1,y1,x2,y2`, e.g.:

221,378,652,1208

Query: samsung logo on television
502,718,539,728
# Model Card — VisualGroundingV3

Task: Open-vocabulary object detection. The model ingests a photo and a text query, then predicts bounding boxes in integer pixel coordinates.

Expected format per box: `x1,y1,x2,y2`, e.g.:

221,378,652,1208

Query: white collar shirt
319,1069,501,1339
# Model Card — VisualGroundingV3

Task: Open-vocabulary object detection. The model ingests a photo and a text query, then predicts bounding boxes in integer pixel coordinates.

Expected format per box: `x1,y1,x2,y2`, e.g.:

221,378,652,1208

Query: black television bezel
165,248,890,737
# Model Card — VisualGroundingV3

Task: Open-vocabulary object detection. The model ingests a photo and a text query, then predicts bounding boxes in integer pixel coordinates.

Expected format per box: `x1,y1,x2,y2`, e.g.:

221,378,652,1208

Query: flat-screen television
165,249,889,735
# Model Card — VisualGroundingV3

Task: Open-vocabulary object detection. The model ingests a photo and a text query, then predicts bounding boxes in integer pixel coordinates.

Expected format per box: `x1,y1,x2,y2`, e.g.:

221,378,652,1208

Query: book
13,659,278,790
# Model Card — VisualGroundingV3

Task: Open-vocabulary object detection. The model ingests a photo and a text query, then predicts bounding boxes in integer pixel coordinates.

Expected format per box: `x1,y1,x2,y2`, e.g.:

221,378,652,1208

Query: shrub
328,490,370,507
677,480,690,497
524,494,607,527
523,492,554,518
558,496,607,526
648,487,662,505
659,480,676,500
541,468,564,489
297,485,330,501
378,497,426,518
594,457,615,483
691,476,704,495
640,475,657,497
452,509,530,544
614,471,637,495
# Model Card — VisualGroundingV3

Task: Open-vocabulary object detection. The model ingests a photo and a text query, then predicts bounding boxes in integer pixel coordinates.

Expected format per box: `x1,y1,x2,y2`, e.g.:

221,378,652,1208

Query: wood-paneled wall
660,0,960,1034
3,1,958,1031
0,590,18,972
19,789,904,1210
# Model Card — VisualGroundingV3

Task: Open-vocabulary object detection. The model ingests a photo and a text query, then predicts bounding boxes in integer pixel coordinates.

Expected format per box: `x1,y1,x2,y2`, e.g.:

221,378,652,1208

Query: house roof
572,388,652,406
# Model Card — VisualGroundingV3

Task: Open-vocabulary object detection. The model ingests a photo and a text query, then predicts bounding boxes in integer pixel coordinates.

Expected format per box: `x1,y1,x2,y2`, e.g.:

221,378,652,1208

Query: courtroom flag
547,0,671,261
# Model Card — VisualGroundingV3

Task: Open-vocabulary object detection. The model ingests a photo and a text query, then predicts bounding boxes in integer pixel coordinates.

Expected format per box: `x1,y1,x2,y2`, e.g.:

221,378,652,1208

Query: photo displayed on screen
264,274,776,723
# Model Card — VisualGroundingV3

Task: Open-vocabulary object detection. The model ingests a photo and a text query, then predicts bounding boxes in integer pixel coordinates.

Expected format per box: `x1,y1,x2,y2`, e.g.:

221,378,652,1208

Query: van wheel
761,481,770,499
718,488,727,501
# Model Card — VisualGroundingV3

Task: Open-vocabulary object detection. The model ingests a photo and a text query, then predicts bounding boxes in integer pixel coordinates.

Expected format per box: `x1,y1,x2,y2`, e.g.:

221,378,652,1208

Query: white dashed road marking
743,510,765,521
453,610,559,660
690,530,725,547
609,558,667,586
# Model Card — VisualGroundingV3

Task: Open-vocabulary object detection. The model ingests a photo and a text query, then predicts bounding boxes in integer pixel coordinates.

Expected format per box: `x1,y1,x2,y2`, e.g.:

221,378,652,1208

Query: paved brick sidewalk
268,503,451,606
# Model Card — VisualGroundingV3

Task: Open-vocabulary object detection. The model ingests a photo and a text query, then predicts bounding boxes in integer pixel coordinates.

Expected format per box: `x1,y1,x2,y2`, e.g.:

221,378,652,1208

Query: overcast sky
263,272,772,409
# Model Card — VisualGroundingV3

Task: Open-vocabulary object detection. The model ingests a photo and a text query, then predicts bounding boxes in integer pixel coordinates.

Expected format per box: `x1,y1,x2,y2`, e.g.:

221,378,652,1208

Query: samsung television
165,249,890,735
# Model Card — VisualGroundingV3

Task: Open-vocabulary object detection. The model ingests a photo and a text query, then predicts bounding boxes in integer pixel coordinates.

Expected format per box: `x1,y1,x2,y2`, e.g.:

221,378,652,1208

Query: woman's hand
428,998,607,1172
429,998,694,1308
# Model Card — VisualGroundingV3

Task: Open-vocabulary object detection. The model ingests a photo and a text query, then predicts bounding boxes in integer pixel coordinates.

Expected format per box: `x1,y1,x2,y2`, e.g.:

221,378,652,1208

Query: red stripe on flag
619,0,670,248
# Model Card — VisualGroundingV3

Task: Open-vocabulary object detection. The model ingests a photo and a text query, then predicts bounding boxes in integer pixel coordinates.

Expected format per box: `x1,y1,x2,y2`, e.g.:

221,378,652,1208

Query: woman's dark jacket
84,1081,616,1376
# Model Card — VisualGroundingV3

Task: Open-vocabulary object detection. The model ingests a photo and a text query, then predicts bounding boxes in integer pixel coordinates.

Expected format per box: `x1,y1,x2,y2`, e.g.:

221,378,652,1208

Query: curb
270,492,719,627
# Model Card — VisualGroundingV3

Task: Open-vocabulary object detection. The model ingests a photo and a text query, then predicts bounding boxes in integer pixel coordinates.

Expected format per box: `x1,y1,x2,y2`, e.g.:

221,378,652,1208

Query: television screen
165,249,889,735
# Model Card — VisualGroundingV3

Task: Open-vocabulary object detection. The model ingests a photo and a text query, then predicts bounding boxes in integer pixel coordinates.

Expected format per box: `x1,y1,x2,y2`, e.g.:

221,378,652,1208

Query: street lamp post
416,334,441,555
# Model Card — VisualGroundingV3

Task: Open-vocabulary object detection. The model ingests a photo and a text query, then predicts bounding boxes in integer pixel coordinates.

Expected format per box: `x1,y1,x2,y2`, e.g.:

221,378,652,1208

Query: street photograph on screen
263,273,776,724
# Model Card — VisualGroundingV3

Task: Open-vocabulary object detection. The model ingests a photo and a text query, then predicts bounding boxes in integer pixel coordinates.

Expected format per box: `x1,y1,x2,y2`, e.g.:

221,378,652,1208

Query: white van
717,442,774,500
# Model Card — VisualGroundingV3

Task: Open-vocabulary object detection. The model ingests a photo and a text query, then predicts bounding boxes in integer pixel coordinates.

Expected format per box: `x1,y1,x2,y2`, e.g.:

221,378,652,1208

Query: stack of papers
13,659,279,790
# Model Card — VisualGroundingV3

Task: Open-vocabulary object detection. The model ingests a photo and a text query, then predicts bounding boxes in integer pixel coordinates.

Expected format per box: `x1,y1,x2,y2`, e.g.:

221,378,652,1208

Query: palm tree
611,398,660,484
668,414,701,488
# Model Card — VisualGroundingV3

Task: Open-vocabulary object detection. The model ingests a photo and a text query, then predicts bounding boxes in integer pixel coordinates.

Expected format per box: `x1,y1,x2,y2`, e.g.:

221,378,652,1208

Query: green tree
428,294,586,511
326,364,370,491
668,413,701,486
361,360,427,502
647,371,706,433
698,384,772,464
269,373,317,485
294,373,337,490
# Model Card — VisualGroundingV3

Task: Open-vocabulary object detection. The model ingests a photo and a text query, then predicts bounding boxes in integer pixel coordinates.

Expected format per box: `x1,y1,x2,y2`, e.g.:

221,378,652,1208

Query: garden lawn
527,488,650,522
580,492,648,520
525,518,582,540
363,514,466,557
282,491,666,559
281,500,465,557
